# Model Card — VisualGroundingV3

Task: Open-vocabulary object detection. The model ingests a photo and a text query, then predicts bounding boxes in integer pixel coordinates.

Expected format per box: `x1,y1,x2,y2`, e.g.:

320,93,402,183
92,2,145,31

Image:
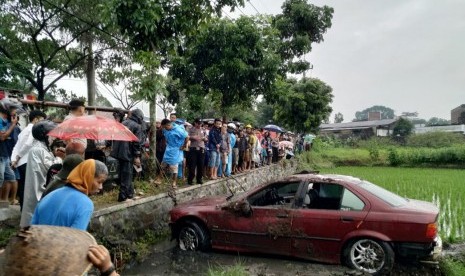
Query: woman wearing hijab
31,159,108,231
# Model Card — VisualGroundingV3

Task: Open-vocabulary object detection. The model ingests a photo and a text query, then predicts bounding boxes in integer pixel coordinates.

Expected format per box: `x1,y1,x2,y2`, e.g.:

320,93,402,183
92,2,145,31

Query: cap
69,99,85,108
56,154,84,180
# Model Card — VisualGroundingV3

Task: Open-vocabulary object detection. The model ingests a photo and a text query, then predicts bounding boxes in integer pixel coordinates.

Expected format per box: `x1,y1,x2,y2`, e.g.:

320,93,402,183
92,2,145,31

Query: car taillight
426,223,438,239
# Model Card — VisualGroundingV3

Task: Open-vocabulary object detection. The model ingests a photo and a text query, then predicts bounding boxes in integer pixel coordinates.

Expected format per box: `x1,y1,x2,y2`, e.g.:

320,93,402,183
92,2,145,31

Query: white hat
227,123,237,129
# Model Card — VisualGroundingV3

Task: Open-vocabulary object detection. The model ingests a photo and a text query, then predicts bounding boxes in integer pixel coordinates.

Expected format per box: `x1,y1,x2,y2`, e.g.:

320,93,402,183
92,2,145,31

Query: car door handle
341,216,354,222
276,213,289,218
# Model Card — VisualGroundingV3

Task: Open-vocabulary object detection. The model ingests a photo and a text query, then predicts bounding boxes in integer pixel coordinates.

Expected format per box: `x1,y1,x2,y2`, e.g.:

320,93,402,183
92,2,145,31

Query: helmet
32,120,57,142
227,123,237,129
245,124,252,128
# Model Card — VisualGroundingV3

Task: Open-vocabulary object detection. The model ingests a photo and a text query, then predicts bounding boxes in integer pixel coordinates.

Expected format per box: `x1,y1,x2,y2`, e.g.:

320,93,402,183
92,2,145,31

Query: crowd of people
0,98,309,275
154,113,299,192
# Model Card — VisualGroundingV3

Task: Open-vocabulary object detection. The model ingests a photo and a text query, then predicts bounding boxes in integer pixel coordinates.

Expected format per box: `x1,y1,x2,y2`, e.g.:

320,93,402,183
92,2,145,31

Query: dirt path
122,240,443,276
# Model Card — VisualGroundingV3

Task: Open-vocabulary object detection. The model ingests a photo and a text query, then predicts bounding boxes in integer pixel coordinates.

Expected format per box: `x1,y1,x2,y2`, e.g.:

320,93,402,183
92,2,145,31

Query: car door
290,182,370,263
211,180,303,256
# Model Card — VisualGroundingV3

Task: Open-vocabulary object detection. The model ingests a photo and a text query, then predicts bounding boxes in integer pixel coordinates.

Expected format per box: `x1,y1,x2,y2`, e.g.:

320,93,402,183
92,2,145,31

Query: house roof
319,119,398,131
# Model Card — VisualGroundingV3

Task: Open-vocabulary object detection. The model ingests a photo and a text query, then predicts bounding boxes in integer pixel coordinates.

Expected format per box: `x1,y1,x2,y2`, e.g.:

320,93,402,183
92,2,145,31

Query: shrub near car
169,173,442,275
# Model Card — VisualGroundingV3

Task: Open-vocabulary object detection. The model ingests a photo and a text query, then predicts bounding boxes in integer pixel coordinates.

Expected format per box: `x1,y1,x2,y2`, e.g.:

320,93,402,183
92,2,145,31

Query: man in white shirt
11,110,47,210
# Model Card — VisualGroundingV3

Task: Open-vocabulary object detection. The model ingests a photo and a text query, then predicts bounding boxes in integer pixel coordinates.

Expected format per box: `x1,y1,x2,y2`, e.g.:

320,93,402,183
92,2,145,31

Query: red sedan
169,173,442,274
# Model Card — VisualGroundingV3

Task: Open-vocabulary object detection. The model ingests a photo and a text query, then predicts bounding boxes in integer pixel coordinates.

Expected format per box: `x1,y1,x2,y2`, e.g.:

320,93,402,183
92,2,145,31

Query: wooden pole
19,99,129,113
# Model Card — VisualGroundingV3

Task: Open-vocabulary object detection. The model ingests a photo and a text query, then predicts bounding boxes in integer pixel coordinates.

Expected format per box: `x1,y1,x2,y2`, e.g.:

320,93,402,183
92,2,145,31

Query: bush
407,132,465,148
387,148,400,166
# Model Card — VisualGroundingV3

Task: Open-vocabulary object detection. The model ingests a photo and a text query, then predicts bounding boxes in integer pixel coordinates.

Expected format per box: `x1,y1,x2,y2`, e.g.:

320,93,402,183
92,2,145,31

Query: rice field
320,166,465,242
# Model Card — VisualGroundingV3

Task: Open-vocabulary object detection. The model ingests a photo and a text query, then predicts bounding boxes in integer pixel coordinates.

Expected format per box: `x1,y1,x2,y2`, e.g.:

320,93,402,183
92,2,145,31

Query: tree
426,117,450,126
334,112,344,123
169,16,281,117
0,0,120,100
392,118,414,137
274,77,333,133
354,105,395,121
256,100,276,127
272,0,333,75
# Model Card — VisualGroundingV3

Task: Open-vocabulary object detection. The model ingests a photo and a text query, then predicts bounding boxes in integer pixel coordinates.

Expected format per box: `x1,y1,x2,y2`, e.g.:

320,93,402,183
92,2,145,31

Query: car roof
288,173,364,185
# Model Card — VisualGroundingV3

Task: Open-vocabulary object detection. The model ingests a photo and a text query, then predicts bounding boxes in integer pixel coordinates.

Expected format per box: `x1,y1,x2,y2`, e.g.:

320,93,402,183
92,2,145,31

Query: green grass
206,262,248,276
440,255,465,276
319,166,465,242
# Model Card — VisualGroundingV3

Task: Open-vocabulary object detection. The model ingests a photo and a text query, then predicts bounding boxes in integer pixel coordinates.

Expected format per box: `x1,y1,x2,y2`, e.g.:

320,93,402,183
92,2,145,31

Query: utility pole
86,35,96,114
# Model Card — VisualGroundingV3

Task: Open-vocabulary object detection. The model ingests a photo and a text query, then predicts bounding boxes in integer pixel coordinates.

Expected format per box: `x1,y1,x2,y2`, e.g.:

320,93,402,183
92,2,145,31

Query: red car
169,173,442,275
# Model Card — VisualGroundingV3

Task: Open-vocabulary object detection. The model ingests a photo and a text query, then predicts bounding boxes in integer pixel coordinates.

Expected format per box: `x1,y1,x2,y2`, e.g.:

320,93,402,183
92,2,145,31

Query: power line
236,5,247,16
246,0,261,15
41,0,131,48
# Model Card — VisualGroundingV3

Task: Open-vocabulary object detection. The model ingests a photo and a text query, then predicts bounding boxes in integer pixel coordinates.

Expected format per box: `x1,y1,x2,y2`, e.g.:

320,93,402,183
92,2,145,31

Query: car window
340,188,365,211
359,181,407,207
303,183,343,210
248,181,300,207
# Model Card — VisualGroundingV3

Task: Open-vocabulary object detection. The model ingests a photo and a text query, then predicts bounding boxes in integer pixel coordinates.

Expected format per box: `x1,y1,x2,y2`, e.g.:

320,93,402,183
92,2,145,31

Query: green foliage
108,0,243,54
440,255,465,276
334,112,344,123
0,224,17,247
354,105,395,121
392,117,414,137
0,0,118,100
407,132,465,148
170,16,281,115
273,77,333,133
387,148,401,166
426,117,450,126
272,0,333,74
207,262,248,276
255,100,275,127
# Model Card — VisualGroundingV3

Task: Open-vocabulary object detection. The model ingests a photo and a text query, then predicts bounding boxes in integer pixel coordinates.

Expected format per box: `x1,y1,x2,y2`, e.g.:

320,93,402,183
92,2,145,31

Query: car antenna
225,181,235,200
228,173,247,192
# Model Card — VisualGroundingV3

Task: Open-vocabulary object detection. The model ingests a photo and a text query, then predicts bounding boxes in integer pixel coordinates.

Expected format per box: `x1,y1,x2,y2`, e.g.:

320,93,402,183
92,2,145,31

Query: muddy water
123,240,441,276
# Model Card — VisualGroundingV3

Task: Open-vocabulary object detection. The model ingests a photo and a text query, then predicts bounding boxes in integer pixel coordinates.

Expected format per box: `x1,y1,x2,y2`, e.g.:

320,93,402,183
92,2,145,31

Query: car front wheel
177,221,210,251
344,238,394,275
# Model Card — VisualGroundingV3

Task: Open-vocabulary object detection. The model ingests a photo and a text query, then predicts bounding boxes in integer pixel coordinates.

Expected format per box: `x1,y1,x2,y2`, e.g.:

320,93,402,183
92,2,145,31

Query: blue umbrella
263,124,283,133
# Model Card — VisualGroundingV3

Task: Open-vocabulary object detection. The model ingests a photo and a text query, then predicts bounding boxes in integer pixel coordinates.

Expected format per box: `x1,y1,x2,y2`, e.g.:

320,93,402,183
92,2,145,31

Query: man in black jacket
111,109,145,202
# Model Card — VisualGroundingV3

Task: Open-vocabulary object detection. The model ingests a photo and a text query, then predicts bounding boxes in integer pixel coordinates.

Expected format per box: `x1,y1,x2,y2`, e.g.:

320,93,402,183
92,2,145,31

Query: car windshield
359,181,408,207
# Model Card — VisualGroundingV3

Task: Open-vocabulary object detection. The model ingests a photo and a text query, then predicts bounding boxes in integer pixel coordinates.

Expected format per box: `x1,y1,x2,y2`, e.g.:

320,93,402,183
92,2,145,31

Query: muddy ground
123,240,447,276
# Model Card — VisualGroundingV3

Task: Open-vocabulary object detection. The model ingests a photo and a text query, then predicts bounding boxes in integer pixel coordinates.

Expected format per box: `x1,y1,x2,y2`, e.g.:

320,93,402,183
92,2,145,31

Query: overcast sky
56,0,464,122
233,0,465,122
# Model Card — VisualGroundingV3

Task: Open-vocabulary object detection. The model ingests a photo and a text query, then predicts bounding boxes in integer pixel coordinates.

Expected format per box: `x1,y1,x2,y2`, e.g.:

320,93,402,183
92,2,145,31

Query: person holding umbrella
110,109,145,202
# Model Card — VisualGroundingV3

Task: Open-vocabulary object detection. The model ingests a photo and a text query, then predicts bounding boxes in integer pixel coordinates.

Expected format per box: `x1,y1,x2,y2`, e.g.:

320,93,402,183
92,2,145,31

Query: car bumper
396,236,442,260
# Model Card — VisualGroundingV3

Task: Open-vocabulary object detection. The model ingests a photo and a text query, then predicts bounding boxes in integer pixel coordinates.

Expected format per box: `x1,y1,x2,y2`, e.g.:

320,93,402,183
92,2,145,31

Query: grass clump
440,254,465,276
207,262,248,276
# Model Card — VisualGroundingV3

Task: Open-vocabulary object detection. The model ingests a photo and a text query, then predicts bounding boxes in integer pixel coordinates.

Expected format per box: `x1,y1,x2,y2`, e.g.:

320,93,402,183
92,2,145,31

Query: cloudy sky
232,0,465,122
56,0,464,122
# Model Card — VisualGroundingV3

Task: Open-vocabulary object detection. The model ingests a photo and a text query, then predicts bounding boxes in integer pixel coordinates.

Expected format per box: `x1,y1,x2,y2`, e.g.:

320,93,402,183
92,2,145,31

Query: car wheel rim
350,239,385,273
179,227,198,251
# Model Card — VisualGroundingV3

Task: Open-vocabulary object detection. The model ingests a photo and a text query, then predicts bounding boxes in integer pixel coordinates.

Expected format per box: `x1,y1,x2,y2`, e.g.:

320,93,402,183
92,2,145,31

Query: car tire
344,238,394,275
177,221,210,251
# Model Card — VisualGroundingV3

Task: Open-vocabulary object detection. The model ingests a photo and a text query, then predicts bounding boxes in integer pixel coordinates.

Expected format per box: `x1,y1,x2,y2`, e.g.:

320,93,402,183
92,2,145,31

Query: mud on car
169,173,442,275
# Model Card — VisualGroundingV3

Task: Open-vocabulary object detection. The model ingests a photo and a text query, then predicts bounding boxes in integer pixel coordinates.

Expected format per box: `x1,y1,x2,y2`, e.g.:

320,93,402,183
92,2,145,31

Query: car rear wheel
344,238,394,275
177,221,210,251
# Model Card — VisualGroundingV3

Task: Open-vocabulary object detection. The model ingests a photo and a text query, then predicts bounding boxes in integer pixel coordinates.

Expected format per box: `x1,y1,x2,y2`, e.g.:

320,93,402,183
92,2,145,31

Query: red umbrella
48,115,139,141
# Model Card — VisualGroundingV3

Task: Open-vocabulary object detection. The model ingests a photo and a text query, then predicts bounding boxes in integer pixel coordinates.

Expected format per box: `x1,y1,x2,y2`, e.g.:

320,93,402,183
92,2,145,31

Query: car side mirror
225,200,253,218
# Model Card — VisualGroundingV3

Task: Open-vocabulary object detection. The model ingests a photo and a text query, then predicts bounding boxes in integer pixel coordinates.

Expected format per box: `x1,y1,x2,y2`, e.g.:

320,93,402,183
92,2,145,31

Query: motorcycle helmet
32,120,57,142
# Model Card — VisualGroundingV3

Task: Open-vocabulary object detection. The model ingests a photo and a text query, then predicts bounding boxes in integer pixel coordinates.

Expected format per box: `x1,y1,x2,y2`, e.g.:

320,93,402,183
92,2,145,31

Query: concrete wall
88,160,297,244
